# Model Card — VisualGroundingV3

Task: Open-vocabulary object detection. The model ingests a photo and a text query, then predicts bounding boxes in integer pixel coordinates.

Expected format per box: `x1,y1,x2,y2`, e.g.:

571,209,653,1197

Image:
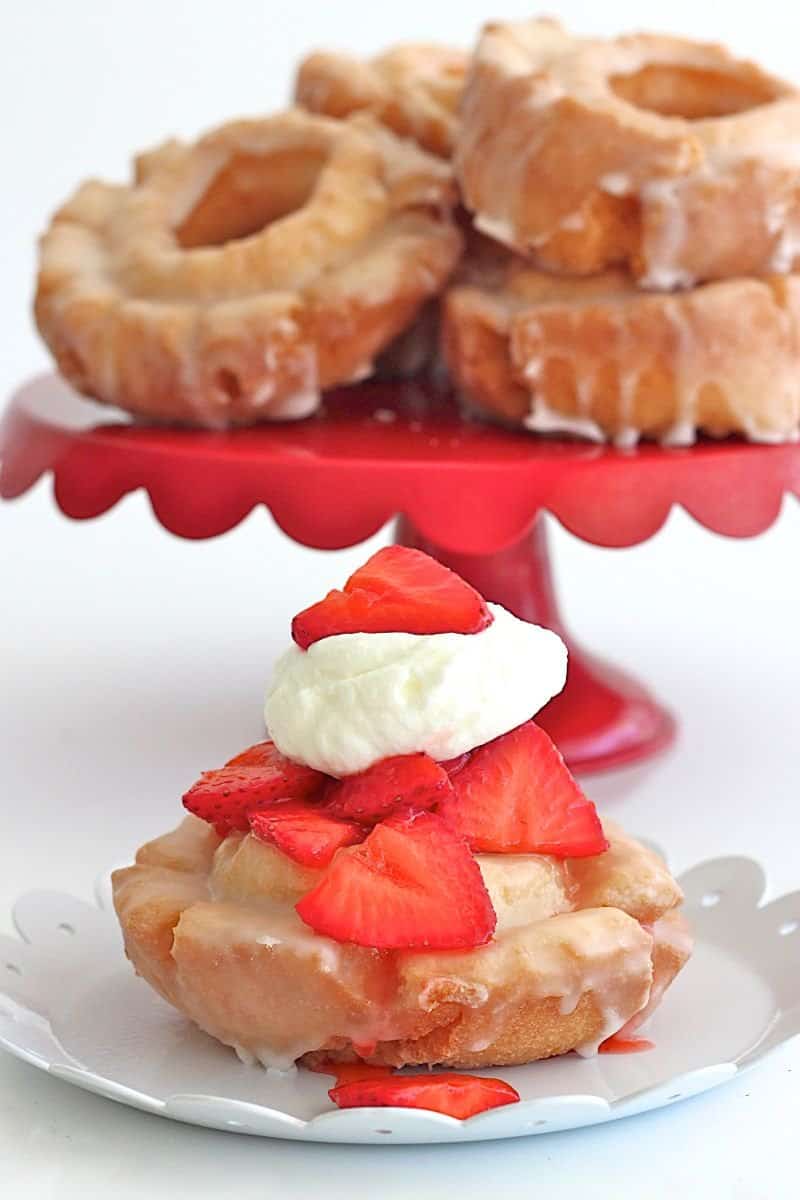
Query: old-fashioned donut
455,18,800,286
35,110,461,427
296,43,467,158
442,241,800,445
112,815,690,1070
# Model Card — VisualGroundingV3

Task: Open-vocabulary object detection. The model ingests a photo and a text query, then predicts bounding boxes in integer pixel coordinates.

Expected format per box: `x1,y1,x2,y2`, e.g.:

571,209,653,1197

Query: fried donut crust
442,243,800,445
296,43,468,158
455,18,800,284
35,110,462,427
112,815,690,1070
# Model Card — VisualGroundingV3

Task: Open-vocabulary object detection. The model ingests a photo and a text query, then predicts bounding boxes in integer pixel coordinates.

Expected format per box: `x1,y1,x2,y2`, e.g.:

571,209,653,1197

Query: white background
2,2,799,1196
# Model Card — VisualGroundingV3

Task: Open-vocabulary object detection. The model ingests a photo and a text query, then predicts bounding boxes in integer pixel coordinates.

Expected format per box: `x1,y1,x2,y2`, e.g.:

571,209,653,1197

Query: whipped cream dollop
265,603,567,777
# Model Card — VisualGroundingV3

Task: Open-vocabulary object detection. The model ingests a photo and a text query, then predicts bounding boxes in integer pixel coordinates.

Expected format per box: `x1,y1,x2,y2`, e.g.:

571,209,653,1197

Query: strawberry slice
225,741,292,769
249,803,363,868
291,546,492,649
438,721,608,857
295,810,496,949
329,1073,520,1120
182,741,326,837
598,1035,654,1054
325,754,453,823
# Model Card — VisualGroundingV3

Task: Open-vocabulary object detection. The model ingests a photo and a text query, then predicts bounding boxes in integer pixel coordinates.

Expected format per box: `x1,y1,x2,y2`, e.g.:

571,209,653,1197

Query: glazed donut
35,110,461,427
296,43,468,158
112,815,690,1070
442,245,800,445
455,18,800,285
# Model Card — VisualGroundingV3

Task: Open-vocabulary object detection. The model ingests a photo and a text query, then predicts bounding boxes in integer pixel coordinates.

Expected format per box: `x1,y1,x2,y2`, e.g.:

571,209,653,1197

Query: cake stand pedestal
3,374,798,773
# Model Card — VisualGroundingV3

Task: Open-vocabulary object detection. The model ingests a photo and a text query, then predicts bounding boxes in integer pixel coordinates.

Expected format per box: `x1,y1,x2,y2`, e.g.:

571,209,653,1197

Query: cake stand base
396,517,675,773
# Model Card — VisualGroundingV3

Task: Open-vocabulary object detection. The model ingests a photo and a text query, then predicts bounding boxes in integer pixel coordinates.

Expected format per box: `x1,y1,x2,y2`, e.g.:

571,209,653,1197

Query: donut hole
176,147,327,249
609,64,780,120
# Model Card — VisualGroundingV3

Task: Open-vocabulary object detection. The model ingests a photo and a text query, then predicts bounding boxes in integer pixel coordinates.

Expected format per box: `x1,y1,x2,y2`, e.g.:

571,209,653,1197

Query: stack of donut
443,19,800,445
36,18,800,442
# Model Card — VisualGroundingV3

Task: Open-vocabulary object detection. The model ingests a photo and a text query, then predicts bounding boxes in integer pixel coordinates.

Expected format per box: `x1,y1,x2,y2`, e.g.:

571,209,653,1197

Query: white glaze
615,362,640,449
613,427,640,449
346,362,373,384
769,209,800,273
270,383,320,420
661,299,698,446
573,1009,627,1057
267,345,320,420
638,178,695,291
599,172,631,196
249,378,276,409
233,1044,300,1074
473,211,519,250
638,155,800,288
400,908,655,1059
524,397,606,442
509,273,800,447
271,315,300,338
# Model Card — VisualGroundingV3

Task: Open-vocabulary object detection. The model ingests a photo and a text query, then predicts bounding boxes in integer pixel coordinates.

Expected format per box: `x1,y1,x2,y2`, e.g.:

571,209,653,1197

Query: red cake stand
3,373,799,773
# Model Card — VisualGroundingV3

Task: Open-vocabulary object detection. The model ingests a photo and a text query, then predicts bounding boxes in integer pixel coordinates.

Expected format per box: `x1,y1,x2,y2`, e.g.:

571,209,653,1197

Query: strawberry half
291,546,492,649
438,721,608,857
325,754,453,823
182,740,326,837
249,803,363,868
295,810,496,949
329,1073,520,1120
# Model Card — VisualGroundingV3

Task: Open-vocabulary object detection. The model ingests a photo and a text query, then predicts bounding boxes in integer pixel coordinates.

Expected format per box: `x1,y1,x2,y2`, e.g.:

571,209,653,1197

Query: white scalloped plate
1,856,798,1143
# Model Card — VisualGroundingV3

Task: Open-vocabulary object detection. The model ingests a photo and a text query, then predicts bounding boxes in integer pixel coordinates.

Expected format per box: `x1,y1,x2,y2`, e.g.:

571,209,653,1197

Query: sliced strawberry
249,803,363,868
295,810,496,950
223,741,327,795
329,1073,520,1120
325,754,452,823
307,1060,394,1087
291,546,492,649
598,1035,654,1055
182,741,326,837
225,741,286,768
438,721,608,857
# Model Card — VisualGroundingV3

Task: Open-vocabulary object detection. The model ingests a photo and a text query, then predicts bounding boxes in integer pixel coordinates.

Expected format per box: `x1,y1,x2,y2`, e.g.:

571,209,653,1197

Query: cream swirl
265,603,567,776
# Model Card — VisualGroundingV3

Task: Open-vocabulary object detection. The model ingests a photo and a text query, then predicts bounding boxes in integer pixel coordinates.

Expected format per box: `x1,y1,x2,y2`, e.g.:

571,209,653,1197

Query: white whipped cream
265,603,568,777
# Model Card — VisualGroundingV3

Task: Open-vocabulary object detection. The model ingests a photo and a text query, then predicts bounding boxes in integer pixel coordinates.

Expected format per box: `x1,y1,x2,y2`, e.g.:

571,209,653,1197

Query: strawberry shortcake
113,547,691,1078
